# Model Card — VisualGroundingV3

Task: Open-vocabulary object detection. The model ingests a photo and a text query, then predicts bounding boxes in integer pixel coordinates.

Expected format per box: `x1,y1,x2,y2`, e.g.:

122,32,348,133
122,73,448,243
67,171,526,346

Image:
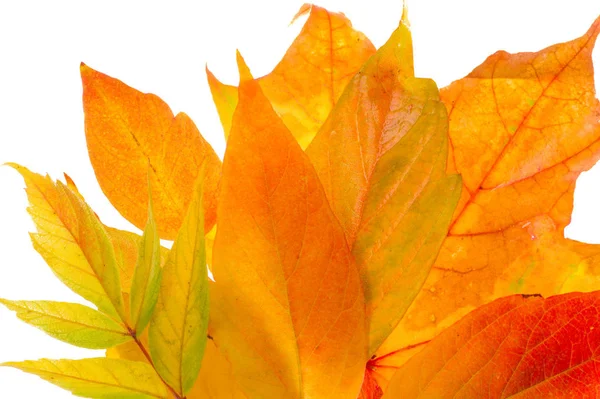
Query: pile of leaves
3,4,600,398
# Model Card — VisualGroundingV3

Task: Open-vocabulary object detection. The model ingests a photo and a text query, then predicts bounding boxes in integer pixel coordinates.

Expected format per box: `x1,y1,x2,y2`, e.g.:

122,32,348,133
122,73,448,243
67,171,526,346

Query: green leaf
0,299,131,349
129,188,162,334
305,15,461,355
149,178,209,396
9,164,126,321
2,358,169,398
352,97,462,354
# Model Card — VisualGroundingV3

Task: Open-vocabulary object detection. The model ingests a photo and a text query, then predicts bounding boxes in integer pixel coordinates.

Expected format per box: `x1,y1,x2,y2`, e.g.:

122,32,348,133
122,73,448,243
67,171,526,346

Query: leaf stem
129,329,184,399
371,340,431,364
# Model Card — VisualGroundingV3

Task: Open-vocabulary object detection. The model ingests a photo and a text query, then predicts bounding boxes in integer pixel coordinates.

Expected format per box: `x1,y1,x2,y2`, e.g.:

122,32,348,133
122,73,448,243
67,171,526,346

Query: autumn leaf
306,8,461,355
129,184,162,334
9,164,126,321
108,333,246,399
383,291,600,398
2,358,169,398
358,367,383,399
149,175,209,396
185,340,247,399
105,226,170,296
58,173,169,294
108,282,243,398
7,3,600,399
209,53,366,398
373,13,600,386
81,63,221,240
0,299,131,349
207,4,375,147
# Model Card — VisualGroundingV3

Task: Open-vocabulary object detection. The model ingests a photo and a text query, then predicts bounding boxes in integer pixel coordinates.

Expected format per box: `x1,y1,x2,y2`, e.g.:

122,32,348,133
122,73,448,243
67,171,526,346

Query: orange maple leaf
372,16,600,391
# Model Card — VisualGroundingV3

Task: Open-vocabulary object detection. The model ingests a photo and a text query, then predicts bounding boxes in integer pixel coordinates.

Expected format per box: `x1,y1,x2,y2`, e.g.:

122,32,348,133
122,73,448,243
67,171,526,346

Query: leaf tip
290,3,312,25
4,162,29,180
236,51,253,83
2,161,18,170
80,62,97,83
80,61,90,75
586,14,600,44
401,0,410,28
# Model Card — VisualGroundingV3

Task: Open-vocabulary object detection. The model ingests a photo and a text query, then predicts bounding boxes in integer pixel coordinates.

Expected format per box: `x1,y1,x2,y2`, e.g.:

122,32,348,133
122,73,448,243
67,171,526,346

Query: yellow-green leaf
3,358,169,398
106,226,169,295
130,188,162,334
306,10,461,355
10,164,126,321
149,178,209,396
47,173,167,295
0,299,131,349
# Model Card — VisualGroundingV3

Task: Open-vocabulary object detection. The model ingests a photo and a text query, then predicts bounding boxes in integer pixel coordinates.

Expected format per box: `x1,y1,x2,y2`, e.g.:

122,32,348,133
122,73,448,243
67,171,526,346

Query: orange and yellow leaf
209,53,366,398
81,64,221,240
374,14,600,385
207,4,376,147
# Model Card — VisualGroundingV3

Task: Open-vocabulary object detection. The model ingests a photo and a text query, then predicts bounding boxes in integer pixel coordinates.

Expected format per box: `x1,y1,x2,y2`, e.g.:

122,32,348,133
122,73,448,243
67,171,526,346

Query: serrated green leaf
149,178,209,396
0,299,131,349
130,188,162,334
3,358,169,398
9,164,126,321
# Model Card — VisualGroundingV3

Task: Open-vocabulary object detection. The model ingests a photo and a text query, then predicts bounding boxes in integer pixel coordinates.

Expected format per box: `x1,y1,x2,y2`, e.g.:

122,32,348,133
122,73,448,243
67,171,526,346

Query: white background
1,0,600,397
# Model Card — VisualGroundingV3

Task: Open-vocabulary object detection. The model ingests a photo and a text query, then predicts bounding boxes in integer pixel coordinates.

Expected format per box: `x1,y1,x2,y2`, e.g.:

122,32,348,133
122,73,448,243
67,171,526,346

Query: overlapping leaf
81,64,221,240
3,358,169,398
10,164,126,321
306,10,461,355
373,14,600,386
105,227,169,295
209,54,366,398
0,299,131,349
185,340,247,399
384,291,600,398
207,4,375,147
149,176,209,396
108,334,247,398
56,174,158,294
6,4,600,399
129,187,161,334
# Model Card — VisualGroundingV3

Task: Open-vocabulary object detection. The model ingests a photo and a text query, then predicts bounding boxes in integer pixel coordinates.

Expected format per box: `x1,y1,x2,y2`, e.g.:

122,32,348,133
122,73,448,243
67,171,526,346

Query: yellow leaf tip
80,62,94,79
401,0,410,28
2,162,18,170
205,64,222,86
3,162,28,177
236,51,253,82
